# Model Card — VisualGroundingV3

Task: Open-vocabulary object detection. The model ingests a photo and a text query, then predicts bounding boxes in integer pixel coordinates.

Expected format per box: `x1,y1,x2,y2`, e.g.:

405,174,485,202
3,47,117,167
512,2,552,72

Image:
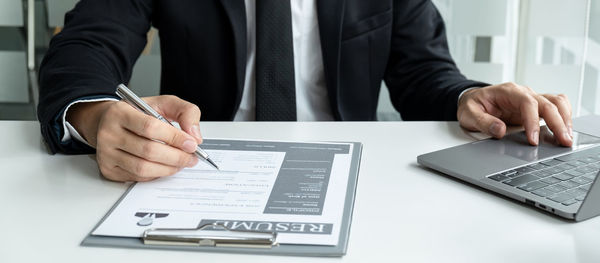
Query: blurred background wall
0,0,597,121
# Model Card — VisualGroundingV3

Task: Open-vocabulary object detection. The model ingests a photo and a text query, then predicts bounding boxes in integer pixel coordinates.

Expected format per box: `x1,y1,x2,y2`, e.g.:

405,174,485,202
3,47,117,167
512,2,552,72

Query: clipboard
81,142,362,257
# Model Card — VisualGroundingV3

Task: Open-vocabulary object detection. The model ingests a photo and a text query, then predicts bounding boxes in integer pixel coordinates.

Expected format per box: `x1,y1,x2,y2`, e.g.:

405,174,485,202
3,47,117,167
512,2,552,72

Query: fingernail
489,123,502,137
191,125,202,141
564,132,573,142
187,157,198,167
568,125,573,137
182,140,197,152
532,131,539,145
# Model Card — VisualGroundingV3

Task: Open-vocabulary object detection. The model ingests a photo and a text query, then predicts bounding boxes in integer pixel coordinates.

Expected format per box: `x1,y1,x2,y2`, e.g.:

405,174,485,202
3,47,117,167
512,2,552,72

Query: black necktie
255,0,296,121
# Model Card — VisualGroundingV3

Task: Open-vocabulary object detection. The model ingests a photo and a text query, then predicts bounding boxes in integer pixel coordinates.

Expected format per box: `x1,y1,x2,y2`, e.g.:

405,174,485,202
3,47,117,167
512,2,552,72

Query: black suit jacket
38,0,487,154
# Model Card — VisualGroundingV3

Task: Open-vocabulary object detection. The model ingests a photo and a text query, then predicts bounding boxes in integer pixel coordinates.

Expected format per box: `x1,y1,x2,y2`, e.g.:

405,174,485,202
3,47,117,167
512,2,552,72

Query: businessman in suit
38,0,573,182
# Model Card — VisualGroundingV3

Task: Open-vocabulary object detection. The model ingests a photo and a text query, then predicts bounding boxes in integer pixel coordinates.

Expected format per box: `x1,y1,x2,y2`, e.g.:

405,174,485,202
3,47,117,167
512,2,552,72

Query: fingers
516,94,541,146
117,128,199,168
100,165,158,182
109,149,181,181
146,95,203,144
536,95,573,146
458,97,507,139
117,101,198,153
96,142,158,182
490,82,541,146
457,82,574,147
543,94,573,137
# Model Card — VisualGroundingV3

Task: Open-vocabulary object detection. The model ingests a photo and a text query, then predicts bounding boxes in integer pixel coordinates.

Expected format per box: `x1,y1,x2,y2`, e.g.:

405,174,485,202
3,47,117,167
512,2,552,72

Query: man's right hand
66,95,204,182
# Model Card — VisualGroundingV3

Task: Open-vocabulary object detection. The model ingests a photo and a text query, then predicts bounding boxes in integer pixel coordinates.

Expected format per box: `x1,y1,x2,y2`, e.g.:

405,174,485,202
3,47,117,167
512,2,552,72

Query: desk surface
1,121,599,263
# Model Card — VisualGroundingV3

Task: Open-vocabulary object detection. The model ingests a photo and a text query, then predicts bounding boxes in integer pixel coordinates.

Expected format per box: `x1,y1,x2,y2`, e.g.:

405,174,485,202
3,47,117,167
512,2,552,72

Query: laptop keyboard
487,147,600,207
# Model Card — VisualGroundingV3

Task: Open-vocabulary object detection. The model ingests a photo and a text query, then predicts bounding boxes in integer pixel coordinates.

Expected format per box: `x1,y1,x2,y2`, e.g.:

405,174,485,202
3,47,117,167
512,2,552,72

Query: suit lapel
317,0,346,119
219,0,247,117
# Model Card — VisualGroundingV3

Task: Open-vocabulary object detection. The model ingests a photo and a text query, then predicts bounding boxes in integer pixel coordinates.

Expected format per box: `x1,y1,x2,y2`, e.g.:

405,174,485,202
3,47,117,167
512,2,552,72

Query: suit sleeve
37,0,153,154
384,0,488,121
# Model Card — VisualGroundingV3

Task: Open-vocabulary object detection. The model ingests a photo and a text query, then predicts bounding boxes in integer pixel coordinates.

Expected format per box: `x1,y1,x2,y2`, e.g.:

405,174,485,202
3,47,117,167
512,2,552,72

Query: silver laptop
417,115,600,221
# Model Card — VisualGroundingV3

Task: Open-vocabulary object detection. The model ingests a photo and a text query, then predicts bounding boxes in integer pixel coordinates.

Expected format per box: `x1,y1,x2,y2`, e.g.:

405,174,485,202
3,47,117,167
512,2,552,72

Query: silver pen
115,84,219,170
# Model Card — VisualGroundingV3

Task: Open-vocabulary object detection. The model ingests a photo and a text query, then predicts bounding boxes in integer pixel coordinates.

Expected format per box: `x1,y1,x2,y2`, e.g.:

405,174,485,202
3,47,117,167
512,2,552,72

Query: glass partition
515,0,588,113
0,0,33,120
581,0,600,115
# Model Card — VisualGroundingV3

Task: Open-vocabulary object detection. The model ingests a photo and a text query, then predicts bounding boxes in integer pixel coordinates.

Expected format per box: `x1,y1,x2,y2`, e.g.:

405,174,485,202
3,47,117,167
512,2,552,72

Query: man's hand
67,95,203,182
457,82,573,147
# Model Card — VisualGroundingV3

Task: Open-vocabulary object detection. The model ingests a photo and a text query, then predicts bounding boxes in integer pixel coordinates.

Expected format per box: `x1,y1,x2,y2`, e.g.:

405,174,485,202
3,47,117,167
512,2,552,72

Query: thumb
146,95,203,144
459,104,507,139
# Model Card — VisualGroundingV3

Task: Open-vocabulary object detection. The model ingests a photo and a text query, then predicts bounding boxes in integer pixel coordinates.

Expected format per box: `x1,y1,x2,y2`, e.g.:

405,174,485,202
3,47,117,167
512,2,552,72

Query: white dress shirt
62,0,333,144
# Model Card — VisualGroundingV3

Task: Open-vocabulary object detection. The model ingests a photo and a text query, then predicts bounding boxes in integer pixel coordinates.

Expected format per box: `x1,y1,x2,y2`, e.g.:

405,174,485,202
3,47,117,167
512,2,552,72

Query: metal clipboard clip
142,222,278,248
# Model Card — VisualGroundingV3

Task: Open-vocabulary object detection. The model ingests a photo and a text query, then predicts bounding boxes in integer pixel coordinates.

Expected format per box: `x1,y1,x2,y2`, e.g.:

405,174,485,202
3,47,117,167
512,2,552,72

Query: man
38,0,573,182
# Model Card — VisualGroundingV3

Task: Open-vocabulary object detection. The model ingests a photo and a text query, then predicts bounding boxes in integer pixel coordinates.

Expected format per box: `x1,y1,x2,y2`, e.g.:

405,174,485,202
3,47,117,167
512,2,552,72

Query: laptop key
566,160,587,167
587,163,600,169
545,184,568,193
503,174,539,187
576,195,586,201
566,187,588,197
548,193,575,203
488,174,509,182
587,155,600,161
564,170,584,177
571,176,592,185
501,170,519,178
556,163,576,170
517,181,548,192
501,170,516,175
562,199,579,206
530,171,542,177
540,159,564,166
532,188,554,197
580,183,592,191
580,157,598,164
515,166,536,174
558,180,580,189
545,167,564,175
576,166,597,174
534,170,553,178
528,163,548,170
583,172,598,180
540,177,561,185
554,173,574,181
557,151,593,162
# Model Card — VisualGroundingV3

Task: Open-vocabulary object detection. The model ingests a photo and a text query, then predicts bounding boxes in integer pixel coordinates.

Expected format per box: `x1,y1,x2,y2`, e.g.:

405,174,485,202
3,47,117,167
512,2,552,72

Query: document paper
92,139,355,246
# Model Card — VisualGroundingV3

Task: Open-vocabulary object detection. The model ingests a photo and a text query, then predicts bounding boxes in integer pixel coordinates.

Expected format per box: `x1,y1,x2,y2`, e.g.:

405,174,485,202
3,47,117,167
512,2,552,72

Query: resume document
92,139,356,246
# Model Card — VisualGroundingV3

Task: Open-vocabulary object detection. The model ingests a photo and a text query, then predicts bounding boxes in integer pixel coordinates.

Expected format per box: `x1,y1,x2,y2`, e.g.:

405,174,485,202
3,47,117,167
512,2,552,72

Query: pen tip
207,159,219,170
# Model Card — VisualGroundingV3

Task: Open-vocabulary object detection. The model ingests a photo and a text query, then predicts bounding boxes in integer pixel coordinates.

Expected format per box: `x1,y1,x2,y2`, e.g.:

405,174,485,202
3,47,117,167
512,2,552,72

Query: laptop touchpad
418,126,600,180
475,126,600,163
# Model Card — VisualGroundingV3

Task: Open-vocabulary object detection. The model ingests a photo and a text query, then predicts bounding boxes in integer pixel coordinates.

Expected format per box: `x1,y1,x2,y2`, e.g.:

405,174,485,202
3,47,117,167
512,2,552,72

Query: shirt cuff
61,98,119,146
457,87,479,105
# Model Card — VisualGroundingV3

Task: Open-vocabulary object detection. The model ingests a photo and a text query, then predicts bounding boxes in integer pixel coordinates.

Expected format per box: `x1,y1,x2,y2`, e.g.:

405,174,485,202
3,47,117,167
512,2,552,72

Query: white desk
1,121,599,263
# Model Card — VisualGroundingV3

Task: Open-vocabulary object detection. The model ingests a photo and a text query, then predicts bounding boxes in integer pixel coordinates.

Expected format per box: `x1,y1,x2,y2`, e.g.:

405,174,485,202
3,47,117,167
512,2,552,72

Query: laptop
417,115,600,221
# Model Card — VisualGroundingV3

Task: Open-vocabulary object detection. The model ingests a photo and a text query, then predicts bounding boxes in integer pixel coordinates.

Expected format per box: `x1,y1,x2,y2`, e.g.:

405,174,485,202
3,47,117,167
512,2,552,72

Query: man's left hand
457,82,573,147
